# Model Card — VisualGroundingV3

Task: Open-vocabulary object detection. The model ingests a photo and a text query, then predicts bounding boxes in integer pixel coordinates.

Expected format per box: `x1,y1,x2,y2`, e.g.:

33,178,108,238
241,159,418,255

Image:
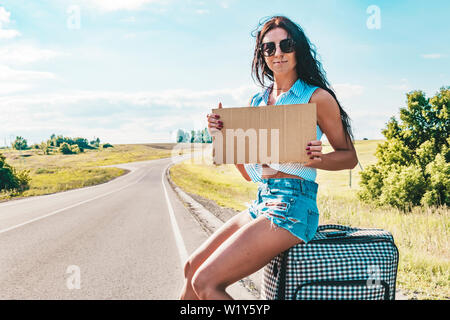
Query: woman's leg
191,215,304,300
179,209,253,300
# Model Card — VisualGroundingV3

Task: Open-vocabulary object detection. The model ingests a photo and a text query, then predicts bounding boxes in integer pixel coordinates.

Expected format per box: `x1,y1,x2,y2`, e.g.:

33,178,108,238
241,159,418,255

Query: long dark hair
251,15,355,143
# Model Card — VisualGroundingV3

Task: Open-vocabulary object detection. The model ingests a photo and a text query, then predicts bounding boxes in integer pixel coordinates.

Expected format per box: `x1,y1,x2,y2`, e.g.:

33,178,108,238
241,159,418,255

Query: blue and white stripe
243,78,323,183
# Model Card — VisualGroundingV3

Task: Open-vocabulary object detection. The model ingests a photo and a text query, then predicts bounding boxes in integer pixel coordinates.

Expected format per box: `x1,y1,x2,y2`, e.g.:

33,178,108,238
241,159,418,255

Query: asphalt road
0,154,244,299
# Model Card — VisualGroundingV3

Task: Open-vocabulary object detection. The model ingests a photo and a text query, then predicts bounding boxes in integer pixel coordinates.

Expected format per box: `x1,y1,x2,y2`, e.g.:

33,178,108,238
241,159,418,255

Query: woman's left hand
304,140,323,167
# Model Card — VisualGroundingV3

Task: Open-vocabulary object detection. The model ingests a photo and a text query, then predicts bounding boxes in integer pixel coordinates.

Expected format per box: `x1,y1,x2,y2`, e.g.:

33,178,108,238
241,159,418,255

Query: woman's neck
272,70,298,97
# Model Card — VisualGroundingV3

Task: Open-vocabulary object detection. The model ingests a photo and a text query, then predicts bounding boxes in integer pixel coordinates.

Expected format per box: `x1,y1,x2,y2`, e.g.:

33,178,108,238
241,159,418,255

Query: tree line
176,128,212,143
10,134,113,155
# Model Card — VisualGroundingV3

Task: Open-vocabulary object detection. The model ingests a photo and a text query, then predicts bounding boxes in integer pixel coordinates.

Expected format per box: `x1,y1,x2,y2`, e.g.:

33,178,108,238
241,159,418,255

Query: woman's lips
274,61,287,64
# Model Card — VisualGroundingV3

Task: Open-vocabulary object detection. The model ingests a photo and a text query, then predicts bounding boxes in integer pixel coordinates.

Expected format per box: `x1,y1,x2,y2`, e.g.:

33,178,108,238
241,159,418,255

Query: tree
0,153,30,192
358,86,449,210
39,142,50,155
73,137,89,151
90,137,100,148
202,127,212,143
12,136,28,150
193,130,203,143
176,129,186,143
184,131,190,143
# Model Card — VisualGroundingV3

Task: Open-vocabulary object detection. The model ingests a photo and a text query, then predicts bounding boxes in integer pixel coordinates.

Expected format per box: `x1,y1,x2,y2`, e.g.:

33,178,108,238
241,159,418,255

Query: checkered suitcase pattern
261,224,399,300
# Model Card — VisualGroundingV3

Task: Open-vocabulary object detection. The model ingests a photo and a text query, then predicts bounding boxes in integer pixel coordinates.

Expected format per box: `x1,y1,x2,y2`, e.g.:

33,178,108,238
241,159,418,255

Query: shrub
102,143,114,149
0,153,30,192
59,142,73,154
70,144,81,154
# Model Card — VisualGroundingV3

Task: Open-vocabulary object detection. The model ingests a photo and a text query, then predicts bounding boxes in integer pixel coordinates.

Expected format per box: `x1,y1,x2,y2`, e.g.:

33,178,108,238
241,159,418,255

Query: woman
180,15,358,300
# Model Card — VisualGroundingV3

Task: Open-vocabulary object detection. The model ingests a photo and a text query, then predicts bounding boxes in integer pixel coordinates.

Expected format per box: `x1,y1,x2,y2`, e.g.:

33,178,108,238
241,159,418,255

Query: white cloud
387,78,410,91
0,65,56,81
0,44,63,65
195,9,209,14
124,33,137,39
0,82,391,143
0,84,258,144
219,0,232,9
331,83,364,100
0,6,20,39
0,65,56,94
0,83,31,95
421,53,447,59
120,16,137,23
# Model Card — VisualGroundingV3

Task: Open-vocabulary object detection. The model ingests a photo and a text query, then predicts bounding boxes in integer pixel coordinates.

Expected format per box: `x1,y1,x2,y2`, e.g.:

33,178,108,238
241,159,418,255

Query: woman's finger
307,140,322,146
307,151,322,157
306,145,322,151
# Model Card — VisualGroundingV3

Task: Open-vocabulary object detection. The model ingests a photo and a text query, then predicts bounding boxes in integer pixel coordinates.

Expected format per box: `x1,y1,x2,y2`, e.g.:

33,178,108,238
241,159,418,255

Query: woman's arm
304,89,358,171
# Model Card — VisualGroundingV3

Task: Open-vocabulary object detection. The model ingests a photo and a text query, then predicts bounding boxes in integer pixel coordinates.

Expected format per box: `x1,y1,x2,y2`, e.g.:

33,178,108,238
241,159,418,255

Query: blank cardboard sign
211,103,316,164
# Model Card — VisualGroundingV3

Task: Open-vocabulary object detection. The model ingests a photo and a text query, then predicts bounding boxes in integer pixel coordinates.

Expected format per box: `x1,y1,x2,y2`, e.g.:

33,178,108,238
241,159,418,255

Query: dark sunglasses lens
280,39,295,53
261,42,275,56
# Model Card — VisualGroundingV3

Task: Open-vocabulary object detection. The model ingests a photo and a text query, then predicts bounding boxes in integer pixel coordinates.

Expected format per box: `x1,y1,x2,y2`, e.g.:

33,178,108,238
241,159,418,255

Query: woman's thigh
185,209,253,277
192,215,303,289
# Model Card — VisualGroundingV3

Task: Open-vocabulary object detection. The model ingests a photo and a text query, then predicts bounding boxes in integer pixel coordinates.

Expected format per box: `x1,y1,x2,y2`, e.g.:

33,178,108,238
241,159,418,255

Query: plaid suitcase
261,224,399,300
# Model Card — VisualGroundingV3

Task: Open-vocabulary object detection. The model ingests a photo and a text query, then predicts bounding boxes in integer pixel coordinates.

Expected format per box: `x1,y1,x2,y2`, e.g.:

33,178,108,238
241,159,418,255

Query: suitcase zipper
309,237,394,244
293,279,390,300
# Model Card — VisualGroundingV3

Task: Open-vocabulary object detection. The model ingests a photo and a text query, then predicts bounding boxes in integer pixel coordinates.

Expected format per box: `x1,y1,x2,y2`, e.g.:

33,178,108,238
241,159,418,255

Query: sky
1,0,449,146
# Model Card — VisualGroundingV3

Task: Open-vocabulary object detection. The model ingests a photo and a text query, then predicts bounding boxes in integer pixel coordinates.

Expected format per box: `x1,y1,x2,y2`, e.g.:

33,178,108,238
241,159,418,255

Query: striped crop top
243,78,323,183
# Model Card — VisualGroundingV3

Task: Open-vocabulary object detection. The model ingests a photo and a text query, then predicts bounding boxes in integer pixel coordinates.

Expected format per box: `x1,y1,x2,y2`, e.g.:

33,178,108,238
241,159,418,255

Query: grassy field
0,143,191,201
169,140,449,300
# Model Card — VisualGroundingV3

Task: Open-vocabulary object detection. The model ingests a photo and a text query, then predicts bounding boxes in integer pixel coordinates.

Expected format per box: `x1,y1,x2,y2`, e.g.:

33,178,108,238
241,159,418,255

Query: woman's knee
191,268,222,300
183,254,203,280
183,259,192,279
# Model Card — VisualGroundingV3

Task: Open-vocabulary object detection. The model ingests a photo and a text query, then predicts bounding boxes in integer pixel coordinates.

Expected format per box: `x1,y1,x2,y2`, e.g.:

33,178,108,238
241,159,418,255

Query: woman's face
261,27,297,76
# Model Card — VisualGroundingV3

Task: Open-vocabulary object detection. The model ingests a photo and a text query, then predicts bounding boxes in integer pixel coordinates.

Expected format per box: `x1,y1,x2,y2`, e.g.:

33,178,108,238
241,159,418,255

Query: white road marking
0,169,151,235
161,162,188,269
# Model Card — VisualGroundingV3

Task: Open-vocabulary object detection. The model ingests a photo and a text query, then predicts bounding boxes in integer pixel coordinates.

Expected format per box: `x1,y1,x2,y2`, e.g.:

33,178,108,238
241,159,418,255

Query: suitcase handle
323,231,348,238
317,224,357,233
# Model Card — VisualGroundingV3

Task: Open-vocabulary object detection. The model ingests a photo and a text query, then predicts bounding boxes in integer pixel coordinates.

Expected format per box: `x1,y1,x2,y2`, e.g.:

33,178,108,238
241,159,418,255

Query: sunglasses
259,38,296,57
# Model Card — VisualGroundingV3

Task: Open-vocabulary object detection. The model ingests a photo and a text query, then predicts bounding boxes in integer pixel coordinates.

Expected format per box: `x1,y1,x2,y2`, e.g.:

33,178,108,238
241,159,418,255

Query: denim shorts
247,178,320,244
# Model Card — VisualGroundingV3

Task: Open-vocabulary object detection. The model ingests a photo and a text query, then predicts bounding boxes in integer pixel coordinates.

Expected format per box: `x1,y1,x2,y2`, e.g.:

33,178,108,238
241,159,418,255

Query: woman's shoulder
310,87,333,103
309,87,340,122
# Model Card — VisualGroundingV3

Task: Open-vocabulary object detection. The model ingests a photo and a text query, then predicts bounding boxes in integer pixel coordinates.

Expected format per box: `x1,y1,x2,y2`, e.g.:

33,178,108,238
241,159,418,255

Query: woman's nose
274,43,283,56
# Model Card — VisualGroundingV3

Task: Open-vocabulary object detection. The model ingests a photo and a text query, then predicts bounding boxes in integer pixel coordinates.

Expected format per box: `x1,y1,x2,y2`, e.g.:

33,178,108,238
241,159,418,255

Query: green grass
169,140,449,300
0,143,192,201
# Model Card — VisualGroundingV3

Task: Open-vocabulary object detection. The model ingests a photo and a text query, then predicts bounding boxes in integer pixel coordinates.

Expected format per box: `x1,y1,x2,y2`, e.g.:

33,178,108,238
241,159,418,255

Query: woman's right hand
207,102,224,135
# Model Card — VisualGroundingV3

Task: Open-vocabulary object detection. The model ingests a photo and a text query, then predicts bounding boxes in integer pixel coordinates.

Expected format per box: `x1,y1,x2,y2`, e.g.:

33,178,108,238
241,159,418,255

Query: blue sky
1,0,449,145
